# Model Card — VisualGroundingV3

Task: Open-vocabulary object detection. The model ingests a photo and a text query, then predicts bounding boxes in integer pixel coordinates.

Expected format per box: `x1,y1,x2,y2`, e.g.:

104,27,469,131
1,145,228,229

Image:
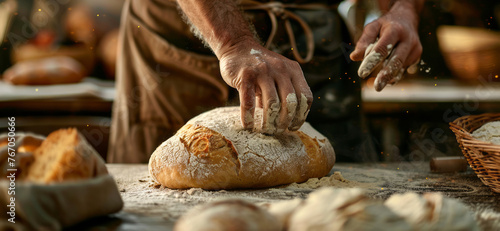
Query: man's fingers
364,42,376,57
407,59,420,75
358,33,397,79
350,21,381,61
239,82,256,130
258,78,280,135
289,93,311,131
275,78,297,134
373,42,411,91
374,57,403,91
289,72,313,131
388,68,405,85
255,95,263,108
405,43,422,75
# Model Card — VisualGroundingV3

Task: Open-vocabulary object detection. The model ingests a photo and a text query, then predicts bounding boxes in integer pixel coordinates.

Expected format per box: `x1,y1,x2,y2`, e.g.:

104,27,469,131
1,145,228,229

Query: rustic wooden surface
66,162,500,231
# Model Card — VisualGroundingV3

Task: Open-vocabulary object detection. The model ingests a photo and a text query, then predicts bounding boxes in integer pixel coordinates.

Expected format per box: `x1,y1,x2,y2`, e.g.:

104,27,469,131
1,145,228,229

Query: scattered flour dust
285,171,368,189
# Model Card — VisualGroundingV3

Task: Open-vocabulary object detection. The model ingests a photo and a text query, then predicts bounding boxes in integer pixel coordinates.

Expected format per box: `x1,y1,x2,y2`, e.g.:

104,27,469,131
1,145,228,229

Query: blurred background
0,0,499,162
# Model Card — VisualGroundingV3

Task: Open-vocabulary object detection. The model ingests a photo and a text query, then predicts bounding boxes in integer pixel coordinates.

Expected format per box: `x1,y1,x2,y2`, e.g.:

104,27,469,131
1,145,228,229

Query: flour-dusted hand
177,0,312,135
350,0,424,91
219,39,312,134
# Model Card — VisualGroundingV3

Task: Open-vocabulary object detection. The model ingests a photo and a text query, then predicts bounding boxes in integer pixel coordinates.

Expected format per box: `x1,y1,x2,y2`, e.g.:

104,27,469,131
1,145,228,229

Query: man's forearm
177,0,256,59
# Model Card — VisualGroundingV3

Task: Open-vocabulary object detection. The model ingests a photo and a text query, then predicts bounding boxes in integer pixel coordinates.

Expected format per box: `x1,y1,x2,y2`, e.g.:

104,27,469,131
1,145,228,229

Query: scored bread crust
149,107,335,190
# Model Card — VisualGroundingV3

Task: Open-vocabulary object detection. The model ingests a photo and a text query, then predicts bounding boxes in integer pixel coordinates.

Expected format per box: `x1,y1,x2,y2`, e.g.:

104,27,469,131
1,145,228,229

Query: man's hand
350,0,424,91
219,38,312,134
177,0,312,134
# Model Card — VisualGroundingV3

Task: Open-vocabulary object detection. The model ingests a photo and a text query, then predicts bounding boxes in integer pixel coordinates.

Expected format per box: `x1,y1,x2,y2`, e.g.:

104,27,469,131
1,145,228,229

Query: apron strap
240,1,337,64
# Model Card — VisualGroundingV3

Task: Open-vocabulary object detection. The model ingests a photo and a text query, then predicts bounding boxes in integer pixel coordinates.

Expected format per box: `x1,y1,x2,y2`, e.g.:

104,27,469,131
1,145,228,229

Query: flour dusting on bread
149,107,335,189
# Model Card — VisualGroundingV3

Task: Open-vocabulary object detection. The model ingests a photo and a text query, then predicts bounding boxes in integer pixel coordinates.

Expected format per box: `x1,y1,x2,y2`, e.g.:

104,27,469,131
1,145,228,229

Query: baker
107,0,424,163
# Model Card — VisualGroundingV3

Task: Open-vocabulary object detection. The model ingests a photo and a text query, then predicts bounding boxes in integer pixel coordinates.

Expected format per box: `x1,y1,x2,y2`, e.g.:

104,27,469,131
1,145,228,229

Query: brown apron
107,0,228,163
108,0,373,163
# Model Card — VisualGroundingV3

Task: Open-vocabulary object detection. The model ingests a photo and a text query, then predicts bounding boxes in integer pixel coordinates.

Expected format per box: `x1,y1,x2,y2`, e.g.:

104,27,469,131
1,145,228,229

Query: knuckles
392,56,404,68
364,20,381,35
389,22,406,35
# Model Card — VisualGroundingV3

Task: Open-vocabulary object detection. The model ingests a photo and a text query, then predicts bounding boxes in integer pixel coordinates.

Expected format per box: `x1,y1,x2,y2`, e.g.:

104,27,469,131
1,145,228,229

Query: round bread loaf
149,106,335,190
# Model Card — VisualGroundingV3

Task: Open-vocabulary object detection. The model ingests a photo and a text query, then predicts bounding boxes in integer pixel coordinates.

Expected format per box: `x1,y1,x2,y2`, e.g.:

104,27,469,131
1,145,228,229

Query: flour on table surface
285,171,371,189
109,163,500,230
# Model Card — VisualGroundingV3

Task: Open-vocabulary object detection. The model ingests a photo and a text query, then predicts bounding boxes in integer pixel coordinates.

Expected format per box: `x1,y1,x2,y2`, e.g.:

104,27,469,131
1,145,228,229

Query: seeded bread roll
149,107,335,190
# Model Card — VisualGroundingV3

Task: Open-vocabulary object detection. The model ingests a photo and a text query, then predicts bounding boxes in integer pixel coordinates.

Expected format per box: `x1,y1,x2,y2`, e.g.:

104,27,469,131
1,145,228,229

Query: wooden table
66,162,500,230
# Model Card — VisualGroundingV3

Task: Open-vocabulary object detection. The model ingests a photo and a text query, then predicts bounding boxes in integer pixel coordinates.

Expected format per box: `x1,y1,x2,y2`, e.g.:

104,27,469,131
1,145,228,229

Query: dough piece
471,121,500,145
174,199,282,231
385,192,480,231
25,128,108,183
149,106,335,189
288,188,412,231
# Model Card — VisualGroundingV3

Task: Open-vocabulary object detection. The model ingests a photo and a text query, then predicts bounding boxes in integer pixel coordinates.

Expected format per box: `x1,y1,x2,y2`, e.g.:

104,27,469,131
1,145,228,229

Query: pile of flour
285,171,370,189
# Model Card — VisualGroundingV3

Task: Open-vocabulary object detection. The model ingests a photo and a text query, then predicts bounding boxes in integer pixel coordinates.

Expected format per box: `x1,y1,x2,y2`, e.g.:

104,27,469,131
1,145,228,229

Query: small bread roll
3,56,86,85
149,107,335,190
174,199,282,231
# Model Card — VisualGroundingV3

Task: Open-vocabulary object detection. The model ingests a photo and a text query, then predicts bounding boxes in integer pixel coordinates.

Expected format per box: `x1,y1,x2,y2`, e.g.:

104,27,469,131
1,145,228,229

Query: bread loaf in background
2,56,86,85
149,107,335,190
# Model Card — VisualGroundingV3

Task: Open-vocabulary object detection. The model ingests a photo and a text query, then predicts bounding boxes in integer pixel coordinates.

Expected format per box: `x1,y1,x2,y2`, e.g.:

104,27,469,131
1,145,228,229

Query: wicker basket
450,113,500,193
437,26,500,82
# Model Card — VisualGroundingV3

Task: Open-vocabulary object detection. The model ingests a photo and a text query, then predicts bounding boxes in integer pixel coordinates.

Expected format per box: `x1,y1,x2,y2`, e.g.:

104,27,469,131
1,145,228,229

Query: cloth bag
0,133,123,231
